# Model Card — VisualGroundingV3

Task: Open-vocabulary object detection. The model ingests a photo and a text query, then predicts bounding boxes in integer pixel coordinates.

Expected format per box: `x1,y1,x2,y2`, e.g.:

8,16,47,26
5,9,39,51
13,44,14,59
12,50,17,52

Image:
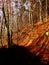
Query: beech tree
39,0,43,22
2,0,12,47
46,0,48,21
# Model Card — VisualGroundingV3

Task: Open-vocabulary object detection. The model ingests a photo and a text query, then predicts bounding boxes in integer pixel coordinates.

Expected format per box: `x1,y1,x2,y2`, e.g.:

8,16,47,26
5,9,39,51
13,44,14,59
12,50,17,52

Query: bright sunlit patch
45,31,49,36
23,1,28,10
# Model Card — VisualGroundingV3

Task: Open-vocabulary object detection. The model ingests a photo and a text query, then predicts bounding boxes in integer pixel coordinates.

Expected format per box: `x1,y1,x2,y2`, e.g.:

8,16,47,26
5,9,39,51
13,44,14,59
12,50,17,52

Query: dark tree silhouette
2,0,12,47
0,45,46,65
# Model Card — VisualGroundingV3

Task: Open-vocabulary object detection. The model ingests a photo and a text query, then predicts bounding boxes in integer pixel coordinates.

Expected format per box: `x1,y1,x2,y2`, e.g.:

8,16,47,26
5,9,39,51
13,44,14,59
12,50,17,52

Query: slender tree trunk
0,1,3,46
46,0,48,22
28,1,31,24
2,0,11,47
7,2,11,47
0,17,2,45
39,0,43,22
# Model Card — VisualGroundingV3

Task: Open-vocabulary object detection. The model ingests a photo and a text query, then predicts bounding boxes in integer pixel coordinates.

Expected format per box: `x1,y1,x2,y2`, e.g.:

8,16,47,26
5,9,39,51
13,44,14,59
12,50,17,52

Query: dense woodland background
0,0,49,47
0,0,49,64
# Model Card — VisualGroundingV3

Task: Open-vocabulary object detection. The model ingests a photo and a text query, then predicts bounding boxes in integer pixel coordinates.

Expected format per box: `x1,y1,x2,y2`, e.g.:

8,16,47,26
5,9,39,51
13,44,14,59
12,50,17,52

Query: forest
0,0,49,64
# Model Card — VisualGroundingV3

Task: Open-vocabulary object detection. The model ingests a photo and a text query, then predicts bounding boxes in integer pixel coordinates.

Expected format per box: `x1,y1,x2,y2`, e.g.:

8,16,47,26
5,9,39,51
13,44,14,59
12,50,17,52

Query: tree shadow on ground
0,45,48,65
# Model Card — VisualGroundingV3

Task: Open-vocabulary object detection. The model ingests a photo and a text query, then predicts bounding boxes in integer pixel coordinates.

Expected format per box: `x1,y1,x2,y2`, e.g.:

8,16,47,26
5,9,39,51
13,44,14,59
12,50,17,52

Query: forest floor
12,17,49,64
0,16,49,63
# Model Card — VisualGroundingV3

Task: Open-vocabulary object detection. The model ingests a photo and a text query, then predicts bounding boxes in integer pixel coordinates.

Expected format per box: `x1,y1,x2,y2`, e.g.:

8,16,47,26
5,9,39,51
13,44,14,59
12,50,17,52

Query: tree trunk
2,0,11,47
46,0,48,21
39,0,43,22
